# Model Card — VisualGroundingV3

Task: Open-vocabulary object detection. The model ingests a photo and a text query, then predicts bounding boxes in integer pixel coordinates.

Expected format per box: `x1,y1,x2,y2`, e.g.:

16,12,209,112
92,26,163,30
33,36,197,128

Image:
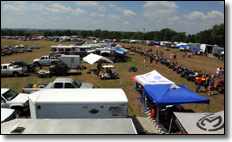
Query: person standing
208,78,215,96
196,75,202,92
150,56,154,66
170,52,173,59
216,66,221,76
144,57,147,67
173,52,176,59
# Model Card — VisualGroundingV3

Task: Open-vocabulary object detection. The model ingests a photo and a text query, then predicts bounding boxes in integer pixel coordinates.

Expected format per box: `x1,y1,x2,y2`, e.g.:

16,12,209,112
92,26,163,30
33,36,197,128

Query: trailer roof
29,89,128,104
1,118,137,134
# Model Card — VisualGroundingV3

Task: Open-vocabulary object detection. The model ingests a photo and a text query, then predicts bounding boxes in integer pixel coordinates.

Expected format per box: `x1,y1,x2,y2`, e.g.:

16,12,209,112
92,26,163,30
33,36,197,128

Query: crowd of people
125,45,224,95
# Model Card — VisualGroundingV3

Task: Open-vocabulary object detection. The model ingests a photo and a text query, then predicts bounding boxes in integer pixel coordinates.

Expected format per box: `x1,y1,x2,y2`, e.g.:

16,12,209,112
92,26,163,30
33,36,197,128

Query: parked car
33,55,60,66
11,61,35,73
1,63,26,77
31,45,40,49
22,78,94,94
1,88,29,115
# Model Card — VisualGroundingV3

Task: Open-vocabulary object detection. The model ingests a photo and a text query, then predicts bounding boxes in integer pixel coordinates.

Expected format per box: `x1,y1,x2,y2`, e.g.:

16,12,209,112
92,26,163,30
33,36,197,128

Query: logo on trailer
89,109,99,115
196,113,224,132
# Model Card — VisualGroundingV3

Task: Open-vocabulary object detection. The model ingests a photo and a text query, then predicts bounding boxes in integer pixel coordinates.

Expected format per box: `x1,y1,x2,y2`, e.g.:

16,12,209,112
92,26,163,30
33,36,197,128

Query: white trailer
60,55,80,69
1,118,137,134
29,89,128,119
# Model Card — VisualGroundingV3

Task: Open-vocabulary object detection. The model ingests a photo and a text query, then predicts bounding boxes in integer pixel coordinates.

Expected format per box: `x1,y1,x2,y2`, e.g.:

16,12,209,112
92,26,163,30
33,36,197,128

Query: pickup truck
11,61,35,73
33,55,60,66
22,78,94,94
1,63,26,77
1,88,29,115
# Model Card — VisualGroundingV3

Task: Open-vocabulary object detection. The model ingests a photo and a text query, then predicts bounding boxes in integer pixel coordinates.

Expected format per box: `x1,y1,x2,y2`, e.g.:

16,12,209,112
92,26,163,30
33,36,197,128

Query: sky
1,1,224,34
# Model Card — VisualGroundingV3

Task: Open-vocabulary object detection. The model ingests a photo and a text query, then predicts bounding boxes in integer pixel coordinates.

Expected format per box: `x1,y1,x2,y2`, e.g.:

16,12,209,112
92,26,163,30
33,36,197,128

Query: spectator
220,68,224,76
183,51,186,58
144,57,147,67
170,52,173,59
150,56,154,66
196,75,202,92
216,66,221,76
173,52,177,59
208,79,215,96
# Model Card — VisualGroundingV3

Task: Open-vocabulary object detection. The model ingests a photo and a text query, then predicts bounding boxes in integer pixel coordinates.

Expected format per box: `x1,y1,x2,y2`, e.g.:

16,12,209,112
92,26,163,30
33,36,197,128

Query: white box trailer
60,55,80,69
1,118,137,134
29,89,128,119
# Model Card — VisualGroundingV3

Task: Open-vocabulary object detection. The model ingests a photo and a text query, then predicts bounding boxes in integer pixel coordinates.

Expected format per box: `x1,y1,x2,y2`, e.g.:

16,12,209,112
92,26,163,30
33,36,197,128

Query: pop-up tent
143,84,210,107
143,84,210,122
172,111,224,134
132,70,174,86
83,53,113,65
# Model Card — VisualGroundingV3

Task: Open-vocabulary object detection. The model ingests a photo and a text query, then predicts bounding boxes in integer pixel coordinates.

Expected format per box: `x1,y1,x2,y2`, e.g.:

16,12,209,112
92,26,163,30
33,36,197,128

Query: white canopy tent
83,53,113,65
172,111,224,134
132,70,174,86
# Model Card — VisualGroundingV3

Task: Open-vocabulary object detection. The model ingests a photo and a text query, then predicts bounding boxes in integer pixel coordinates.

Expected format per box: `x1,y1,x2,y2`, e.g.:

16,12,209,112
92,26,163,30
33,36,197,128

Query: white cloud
143,1,178,20
168,16,181,21
109,3,136,17
184,10,224,20
207,10,224,19
123,21,129,24
108,14,120,21
90,12,105,18
76,1,106,12
3,2,86,15
3,1,28,14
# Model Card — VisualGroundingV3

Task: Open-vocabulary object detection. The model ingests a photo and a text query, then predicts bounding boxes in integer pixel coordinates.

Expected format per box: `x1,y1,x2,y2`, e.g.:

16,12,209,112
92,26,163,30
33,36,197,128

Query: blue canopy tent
143,84,210,122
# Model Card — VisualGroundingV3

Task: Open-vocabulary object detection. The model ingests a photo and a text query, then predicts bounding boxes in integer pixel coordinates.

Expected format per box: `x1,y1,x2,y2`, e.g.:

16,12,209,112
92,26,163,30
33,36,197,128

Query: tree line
1,24,224,47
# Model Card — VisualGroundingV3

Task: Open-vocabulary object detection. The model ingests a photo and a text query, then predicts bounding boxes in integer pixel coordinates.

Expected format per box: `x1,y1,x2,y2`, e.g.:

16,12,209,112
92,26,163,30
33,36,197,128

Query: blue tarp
116,48,128,54
154,41,160,44
143,84,210,107
176,45,188,48
192,47,201,50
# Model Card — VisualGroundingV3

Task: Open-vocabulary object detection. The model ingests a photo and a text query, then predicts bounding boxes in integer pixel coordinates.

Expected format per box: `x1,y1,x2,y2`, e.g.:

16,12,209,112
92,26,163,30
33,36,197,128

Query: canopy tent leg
207,104,210,112
156,107,159,123
168,117,173,134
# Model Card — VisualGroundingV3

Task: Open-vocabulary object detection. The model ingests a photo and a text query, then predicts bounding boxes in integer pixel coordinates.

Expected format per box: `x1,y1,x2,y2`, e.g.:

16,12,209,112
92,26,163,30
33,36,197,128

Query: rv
29,89,128,119
212,46,224,57
200,44,214,54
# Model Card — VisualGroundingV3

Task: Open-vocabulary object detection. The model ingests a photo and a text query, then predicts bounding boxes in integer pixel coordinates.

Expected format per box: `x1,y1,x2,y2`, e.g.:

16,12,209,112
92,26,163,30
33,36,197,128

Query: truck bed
23,83,52,94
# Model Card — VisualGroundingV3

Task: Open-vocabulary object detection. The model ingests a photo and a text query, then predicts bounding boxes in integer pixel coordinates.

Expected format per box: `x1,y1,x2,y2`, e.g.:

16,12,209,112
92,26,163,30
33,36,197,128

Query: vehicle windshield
72,79,81,88
2,89,19,101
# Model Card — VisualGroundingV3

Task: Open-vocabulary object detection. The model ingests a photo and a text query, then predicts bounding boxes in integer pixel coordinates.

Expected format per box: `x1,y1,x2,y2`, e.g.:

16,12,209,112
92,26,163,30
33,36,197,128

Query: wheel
13,72,19,77
12,107,22,116
34,62,40,67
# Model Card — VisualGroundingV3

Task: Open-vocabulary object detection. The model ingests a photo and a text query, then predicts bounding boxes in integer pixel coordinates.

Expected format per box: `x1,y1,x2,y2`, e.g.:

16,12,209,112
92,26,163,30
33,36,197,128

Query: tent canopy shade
83,53,113,65
143,84,210,107
132,70,174,86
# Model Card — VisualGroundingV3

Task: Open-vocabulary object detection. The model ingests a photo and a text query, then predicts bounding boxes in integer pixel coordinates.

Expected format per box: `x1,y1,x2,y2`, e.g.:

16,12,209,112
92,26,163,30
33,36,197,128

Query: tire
34,62,40,67
13,72,19,77
12,107,22,116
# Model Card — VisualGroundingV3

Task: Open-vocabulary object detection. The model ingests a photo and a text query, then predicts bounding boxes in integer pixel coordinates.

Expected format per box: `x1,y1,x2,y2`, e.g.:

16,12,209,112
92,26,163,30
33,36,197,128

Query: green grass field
1,39,224,116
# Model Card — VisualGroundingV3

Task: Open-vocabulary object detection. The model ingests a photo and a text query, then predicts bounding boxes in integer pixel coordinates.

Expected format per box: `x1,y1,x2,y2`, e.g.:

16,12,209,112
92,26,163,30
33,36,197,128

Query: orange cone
167,69,170,74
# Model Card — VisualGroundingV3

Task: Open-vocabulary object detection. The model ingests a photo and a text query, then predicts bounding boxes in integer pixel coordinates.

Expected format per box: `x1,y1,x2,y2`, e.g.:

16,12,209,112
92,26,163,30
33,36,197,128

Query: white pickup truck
33,55,60,66
22,78,94,94
1,63,25,77
1,88,29,115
